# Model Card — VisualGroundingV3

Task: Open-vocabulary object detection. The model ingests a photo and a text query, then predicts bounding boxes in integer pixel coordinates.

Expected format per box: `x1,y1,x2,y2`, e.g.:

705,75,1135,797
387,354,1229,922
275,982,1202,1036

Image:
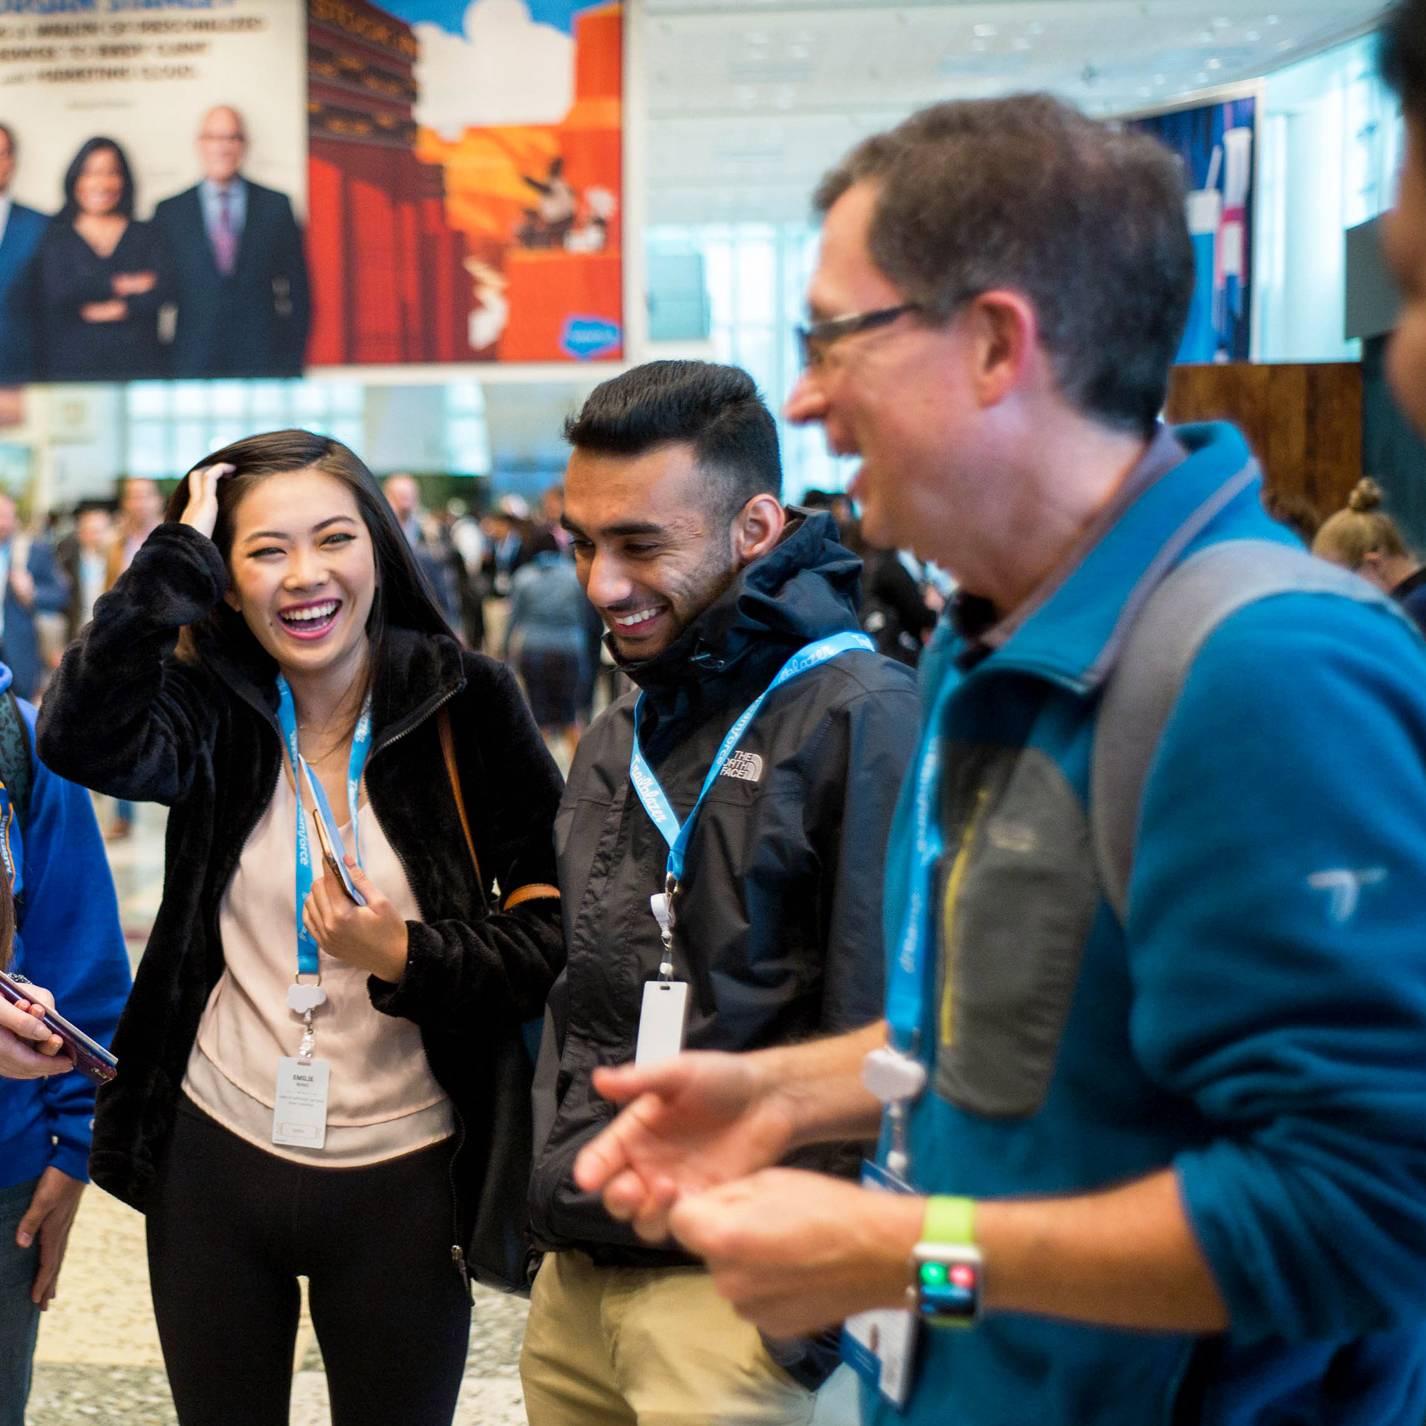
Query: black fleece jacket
36,522,564,1267
531,512,919,1257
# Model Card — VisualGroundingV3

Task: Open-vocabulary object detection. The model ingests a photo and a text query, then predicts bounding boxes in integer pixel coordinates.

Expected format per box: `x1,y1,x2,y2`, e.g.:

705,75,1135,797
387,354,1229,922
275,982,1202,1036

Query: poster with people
306,0,623,366
0,0,309,384
1133,95,1256,363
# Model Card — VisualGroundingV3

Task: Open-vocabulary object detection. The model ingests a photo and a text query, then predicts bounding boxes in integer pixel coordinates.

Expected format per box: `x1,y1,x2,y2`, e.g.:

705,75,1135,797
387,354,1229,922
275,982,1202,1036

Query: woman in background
32,137,168,381
39,430,562,1426
1313,477,1426,635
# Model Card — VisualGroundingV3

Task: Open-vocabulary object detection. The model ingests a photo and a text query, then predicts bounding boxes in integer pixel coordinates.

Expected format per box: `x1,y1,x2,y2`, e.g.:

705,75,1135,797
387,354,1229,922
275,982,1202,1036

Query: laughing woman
37,431,563,1426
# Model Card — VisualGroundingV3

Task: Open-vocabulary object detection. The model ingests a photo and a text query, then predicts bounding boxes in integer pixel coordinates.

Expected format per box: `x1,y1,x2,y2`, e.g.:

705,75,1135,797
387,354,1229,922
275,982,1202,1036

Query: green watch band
922,1194,976,1246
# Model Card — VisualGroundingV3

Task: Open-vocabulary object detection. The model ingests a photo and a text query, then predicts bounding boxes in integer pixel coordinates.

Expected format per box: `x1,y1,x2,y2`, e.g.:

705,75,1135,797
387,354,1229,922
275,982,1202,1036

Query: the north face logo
721,751,764,783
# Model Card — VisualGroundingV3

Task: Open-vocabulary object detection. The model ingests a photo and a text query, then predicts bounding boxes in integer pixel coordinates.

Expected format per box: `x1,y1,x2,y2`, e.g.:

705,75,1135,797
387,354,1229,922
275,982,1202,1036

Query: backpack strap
1090,539,1407,924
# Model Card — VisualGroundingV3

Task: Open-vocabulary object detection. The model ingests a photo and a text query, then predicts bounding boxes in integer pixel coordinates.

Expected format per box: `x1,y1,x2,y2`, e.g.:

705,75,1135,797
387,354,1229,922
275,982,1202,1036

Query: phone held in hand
299,756,365,905
0,969,118,1086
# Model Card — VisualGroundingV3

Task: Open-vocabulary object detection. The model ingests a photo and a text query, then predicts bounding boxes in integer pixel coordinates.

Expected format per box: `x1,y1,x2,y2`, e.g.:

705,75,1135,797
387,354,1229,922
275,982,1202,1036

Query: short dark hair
60,136,135,222
1382,0,1426,131
814,94,1193,436
563,360,782,522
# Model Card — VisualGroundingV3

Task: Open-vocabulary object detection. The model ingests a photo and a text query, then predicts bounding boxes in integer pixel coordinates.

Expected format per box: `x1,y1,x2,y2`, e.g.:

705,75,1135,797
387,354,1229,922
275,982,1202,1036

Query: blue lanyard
275,676,373,975
629,631,873,888
886,673,959,1055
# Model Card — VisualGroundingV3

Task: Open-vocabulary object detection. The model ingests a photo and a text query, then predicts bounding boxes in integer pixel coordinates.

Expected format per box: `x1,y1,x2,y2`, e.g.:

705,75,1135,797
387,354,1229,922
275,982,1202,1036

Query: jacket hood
617,508,863,703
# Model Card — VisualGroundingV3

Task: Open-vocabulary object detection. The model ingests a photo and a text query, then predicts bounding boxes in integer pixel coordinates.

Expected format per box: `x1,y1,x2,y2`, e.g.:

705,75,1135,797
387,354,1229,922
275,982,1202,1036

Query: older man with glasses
575,84,1426,1426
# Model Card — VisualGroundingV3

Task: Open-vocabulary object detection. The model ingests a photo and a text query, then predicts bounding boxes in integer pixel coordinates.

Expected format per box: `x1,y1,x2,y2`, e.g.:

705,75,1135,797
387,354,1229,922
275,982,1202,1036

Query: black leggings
146,1097,472,1426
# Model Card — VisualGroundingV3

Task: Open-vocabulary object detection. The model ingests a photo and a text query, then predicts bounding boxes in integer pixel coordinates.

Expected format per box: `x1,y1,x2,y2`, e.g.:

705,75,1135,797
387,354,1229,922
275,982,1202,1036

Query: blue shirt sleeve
1128,594,1426,1343
14,700,131,1182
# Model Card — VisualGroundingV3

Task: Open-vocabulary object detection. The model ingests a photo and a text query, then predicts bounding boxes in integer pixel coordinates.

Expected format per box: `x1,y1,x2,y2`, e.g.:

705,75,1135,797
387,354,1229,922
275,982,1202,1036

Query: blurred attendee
32,137,167,381
540,483,573,554
108,475,164,586
0,493,66,702
382,473,462,632
481,496,531,657
153,105,309,377
0,125,48,385
860,546,939,667
1262,487,1321,546
503,529,587,759
1313,477,1426,633
0,656,129,1426
446,498,488,652
56,504,113,640
103,476,165,837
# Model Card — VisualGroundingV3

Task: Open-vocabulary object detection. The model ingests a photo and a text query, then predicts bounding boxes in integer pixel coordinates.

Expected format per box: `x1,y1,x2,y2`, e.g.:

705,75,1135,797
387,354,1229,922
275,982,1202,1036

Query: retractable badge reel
637,873,689,1067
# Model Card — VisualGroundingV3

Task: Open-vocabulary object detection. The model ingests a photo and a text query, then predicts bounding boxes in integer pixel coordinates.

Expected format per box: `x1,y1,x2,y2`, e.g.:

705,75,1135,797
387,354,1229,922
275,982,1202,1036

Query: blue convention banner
1134,95,1256,363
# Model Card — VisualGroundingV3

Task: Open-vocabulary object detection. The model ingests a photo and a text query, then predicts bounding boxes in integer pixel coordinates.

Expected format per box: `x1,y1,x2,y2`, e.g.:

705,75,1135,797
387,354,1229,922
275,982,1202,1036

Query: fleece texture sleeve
37,522,225,805
369,656,564,1035
1128,592,1426,1344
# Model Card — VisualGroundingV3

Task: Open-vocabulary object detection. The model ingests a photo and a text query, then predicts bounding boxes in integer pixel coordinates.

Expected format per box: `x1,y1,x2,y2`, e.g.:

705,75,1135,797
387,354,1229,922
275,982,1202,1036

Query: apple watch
910,1195,982,1326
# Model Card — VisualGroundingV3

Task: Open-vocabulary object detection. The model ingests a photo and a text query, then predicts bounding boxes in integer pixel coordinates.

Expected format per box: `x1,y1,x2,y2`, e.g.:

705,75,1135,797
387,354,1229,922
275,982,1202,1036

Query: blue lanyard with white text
629,631,873,966
887,672,961,1055
275,675,372,975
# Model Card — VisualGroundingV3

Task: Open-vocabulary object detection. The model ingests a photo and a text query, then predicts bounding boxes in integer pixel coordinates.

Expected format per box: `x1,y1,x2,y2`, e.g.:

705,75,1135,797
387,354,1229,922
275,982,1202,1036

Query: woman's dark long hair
166,429,454,680
60,136,135,222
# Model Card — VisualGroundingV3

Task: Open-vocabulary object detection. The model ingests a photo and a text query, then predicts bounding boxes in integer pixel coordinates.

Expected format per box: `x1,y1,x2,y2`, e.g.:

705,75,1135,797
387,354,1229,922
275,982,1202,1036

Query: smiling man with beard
520,360,918,1426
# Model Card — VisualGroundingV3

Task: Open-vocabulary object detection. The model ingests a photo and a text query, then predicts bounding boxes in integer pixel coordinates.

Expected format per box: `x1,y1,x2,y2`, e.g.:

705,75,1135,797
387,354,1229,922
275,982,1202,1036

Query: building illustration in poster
1133,96,1255,364
0,0,309,385
307,0,622,366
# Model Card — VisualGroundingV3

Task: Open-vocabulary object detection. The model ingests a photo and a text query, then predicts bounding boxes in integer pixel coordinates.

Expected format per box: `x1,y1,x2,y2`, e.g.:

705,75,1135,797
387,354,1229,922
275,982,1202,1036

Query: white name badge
842,1161,920,1408
635,980,689,1067
272,1057,330,1149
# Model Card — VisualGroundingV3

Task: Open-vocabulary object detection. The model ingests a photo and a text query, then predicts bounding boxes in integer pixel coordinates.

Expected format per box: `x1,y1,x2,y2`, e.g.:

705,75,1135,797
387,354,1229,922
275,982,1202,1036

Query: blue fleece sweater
0,666,129,1188
875,424,1426,1425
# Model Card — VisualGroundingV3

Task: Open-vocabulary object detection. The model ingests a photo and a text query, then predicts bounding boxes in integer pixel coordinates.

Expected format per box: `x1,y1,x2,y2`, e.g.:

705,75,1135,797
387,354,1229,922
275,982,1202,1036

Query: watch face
916,1249,980,1321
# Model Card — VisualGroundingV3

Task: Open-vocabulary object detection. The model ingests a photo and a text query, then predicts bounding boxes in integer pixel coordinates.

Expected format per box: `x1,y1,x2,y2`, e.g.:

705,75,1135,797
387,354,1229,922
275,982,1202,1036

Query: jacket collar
971,422,1265,694
619,508,863,726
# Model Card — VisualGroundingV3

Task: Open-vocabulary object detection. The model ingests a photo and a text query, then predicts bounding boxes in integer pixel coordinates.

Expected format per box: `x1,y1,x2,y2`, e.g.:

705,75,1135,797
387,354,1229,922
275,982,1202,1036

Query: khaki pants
520,1250,817,1426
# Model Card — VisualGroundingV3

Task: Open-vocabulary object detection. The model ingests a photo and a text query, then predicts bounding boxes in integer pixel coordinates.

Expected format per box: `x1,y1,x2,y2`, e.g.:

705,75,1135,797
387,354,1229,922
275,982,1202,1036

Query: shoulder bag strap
436,706,559,912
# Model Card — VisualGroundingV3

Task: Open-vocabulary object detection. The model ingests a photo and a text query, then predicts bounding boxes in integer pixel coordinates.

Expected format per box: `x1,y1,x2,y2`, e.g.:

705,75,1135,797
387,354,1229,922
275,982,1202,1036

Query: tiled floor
27,796,858,1426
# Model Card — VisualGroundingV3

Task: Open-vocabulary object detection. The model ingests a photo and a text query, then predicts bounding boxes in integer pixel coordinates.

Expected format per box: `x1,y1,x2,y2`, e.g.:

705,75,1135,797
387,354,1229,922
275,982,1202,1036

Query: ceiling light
1276,36,1293,48
1266,13,1280,23
1245,29,1260,40
1211,15,1232,27
1206,57,1222,69
973,22,997,37
1153,72,1166,84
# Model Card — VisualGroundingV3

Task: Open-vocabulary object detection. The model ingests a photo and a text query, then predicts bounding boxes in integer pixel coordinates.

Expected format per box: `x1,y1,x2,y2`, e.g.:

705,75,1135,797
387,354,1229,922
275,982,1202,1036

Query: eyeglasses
794,303,921,370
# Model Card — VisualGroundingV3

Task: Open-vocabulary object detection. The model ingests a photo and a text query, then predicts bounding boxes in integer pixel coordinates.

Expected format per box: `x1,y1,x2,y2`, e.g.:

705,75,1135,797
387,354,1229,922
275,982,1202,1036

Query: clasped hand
302,858,409,984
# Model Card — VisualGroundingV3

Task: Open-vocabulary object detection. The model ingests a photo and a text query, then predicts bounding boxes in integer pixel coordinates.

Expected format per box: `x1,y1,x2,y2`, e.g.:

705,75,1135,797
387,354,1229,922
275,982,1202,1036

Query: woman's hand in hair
302,858,409,984
178,462,235,541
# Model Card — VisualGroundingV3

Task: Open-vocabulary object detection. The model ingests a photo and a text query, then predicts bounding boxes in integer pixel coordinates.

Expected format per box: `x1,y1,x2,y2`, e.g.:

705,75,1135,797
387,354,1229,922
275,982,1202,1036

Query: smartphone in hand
0,970,118,1086
299,757,365,905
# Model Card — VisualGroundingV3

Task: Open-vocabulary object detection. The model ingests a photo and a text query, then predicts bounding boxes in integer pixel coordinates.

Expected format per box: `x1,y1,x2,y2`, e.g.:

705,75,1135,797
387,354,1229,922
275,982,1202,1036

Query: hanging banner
306,0,623,367
1132,95,1256,364
0,0,308,384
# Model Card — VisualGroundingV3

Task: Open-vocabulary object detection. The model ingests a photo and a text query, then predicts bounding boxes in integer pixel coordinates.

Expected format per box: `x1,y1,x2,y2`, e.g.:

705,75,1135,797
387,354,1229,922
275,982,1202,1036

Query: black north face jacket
529,512,919,1271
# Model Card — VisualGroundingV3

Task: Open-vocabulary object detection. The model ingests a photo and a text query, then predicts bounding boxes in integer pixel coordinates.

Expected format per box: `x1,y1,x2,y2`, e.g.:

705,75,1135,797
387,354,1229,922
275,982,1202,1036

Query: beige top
182,765,454,1166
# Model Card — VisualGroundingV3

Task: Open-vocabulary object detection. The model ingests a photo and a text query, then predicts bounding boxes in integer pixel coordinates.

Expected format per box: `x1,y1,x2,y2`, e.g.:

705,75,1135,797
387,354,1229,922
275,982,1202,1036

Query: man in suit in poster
0,125,49,385
153,105,310,378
